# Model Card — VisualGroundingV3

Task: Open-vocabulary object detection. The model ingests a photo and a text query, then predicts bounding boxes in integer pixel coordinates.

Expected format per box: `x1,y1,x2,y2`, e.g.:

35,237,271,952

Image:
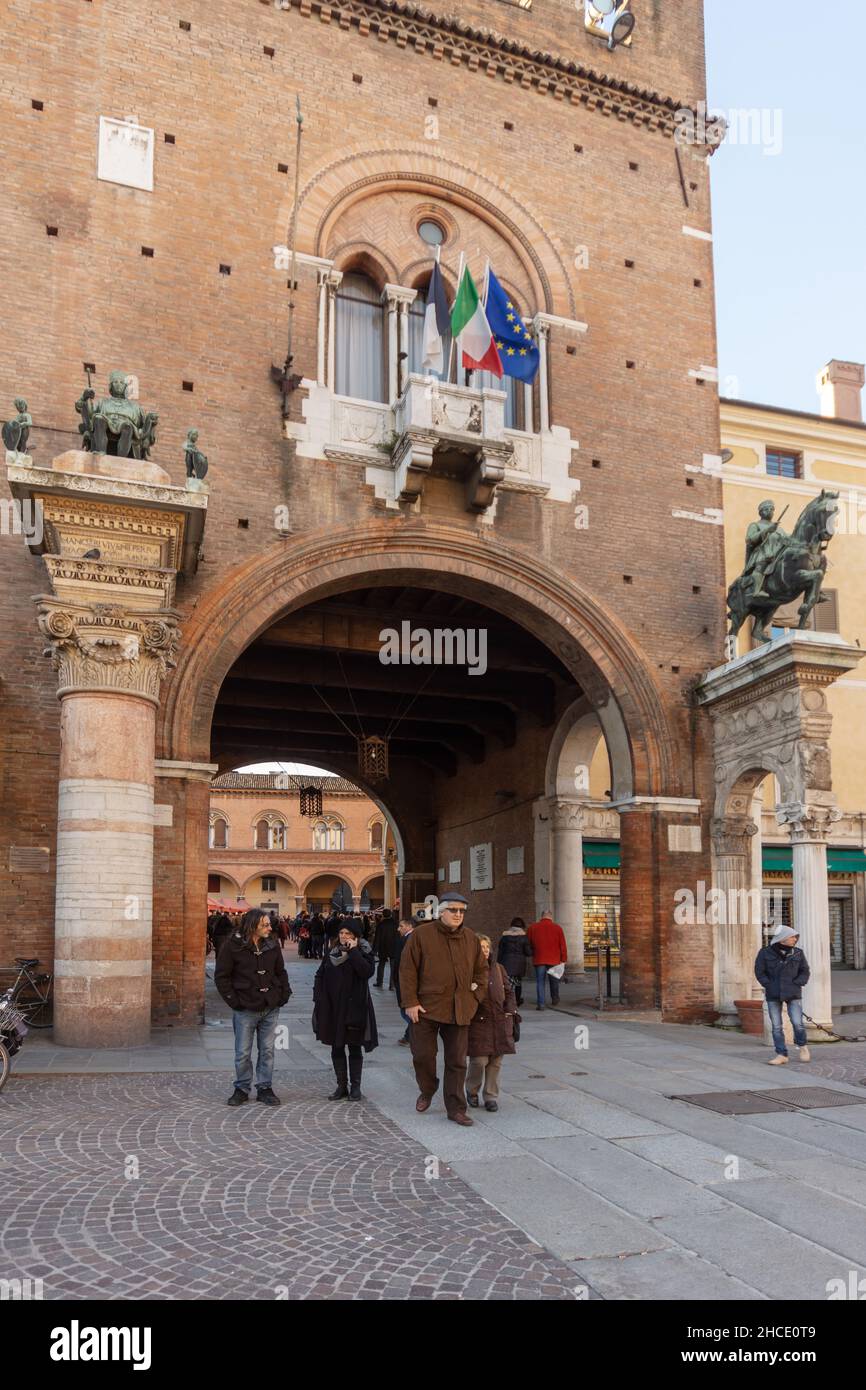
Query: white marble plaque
506,846,525,875
153,804,173,827
470,842,493,891
668,824,702,853
437,866,445,882
98,117,154,191
448,859,461,884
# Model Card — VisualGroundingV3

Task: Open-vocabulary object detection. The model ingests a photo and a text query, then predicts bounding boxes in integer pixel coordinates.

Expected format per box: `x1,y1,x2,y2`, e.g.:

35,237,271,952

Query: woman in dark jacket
755,924,811,1065
496,917,533,1006
313,919,378,1100
211,912,235,959
466,934,517,1112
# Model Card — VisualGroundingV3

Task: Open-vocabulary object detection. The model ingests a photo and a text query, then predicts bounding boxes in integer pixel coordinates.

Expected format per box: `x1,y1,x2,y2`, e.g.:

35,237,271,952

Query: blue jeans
232,1007,280,1092
767,998,807,1056
535,964,560,1007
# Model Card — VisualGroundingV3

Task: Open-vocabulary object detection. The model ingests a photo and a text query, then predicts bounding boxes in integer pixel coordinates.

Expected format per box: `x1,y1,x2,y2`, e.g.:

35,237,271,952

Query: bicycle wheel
0,1043,9,1093
14,978,53,1029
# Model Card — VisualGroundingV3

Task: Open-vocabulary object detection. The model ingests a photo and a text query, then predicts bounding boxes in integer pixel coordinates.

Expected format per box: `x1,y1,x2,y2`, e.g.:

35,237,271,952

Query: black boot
329,1055,349,1100
348,1053,363,1101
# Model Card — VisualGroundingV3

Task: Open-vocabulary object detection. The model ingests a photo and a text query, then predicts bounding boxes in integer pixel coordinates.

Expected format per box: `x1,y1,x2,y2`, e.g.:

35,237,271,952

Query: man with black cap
399,890,488,1126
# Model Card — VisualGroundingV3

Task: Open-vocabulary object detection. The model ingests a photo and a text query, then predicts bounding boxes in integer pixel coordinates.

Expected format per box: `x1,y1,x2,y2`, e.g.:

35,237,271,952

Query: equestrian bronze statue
727,490,839,645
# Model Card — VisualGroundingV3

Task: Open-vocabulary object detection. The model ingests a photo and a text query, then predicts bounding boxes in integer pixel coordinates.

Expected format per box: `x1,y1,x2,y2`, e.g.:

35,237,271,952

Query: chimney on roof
817,359,865,423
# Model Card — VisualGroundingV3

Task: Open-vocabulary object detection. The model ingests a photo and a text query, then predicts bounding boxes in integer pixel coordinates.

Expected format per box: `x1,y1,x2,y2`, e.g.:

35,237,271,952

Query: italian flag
451,265,502,375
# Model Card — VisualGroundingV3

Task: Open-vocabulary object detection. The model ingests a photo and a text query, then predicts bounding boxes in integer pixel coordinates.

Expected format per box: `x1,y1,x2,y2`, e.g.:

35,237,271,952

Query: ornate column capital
549,798,587,833
382,283,418,311
324,269,343,295
37,598,180,704
711,815,759,857
776,800,843,844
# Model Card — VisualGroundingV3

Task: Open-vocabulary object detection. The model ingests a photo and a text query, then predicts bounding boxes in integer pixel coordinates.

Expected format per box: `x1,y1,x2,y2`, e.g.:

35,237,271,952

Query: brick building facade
1,0,729,1042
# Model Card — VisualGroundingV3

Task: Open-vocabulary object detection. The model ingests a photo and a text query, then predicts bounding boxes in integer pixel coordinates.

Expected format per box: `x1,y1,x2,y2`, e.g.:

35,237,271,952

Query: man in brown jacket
400,890,488,1126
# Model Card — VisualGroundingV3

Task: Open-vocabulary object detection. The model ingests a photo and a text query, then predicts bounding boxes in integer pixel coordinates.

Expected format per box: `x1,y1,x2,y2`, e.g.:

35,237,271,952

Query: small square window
263,45,275,57
277,162,289,173
219,264,231,275
164,133,176,144
141,246,154,257
766,448,803,480
32,99,44,111
179,20,191,31
182,380,194,392
46,225,59,236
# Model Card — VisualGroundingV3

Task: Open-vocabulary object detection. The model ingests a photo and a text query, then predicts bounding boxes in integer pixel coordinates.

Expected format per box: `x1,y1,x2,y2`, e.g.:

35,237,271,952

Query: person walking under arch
496,916,533,1007
466,934,517,1112
312,919,378,1100
215,909,291,1107
527,910,568,1010
400,891,488,1126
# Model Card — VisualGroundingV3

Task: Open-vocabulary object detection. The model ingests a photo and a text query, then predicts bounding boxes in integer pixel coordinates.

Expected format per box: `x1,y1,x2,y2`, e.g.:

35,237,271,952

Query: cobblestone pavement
0,1070,584,1301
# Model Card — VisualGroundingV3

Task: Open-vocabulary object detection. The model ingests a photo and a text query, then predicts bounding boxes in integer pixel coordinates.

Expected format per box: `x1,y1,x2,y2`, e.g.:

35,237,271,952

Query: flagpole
447,251,465,385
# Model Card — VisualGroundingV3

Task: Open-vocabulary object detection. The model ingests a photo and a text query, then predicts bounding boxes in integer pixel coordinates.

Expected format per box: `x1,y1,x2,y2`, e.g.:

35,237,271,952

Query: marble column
711,814,761,1023
39,602,179,1047
778,801,841,1035
383,288,399,405
316,269,328,386
325,269,343,393
536,321,551,432
550,798,585,976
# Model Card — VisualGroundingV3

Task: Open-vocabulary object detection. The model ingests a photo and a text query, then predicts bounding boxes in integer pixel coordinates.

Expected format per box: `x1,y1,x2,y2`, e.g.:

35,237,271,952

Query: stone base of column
54,978,151,1048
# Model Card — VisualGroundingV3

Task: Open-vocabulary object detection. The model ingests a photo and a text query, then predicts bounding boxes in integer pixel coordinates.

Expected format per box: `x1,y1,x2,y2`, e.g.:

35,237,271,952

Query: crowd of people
209,897,571,1120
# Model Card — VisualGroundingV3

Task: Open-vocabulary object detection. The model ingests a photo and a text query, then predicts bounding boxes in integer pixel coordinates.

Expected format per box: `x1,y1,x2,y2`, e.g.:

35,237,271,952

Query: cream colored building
720,360,866,969
208,773,398,917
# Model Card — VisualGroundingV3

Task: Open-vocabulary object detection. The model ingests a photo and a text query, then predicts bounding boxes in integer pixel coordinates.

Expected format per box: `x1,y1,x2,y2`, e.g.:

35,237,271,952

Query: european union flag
485,269,540,383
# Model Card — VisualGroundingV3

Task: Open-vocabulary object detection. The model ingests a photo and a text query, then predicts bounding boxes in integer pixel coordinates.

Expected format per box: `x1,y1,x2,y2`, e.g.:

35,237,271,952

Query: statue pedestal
6,450,208,1047
698,632,863,1037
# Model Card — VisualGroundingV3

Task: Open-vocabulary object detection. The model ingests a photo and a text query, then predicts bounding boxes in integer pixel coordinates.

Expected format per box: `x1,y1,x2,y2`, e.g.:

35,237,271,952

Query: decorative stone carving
549,799,587,833
466,442,511,513
776,801,843,843
392,428,437,504
37,599,180,703
711,815,759,858
42,555,176,610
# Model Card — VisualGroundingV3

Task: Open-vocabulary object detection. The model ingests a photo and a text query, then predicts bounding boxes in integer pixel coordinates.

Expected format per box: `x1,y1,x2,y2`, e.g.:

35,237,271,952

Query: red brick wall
0,0,724,1018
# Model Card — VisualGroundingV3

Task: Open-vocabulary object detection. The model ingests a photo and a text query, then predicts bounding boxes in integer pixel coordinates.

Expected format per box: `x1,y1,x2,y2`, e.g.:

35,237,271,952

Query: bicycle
1,958,54,1029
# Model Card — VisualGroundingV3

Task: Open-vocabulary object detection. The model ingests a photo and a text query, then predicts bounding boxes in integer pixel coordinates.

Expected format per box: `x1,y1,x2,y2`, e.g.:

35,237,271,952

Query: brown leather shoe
448,1111,474,1126
415,1095,432,1112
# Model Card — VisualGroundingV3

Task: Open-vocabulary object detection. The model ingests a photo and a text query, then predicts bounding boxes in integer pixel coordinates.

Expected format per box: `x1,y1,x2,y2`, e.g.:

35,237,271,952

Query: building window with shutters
262,876,277,894
313,816,345,851
209,815,229,849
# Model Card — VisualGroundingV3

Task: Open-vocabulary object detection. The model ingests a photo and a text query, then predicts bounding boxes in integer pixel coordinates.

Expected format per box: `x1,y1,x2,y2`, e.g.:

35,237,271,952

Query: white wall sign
448,860,461,884
437,866,445,882
97,116,154,192
506,846,525,875
668,824,702,853
470,842,493,891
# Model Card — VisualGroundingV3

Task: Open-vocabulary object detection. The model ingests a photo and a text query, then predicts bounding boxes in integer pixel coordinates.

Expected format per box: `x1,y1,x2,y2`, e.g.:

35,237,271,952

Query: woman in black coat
312,919,378,1100
496,917,533,1006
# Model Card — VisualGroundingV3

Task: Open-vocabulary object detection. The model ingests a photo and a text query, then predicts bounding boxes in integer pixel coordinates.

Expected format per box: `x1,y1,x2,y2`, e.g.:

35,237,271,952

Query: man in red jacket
526,911,567,1010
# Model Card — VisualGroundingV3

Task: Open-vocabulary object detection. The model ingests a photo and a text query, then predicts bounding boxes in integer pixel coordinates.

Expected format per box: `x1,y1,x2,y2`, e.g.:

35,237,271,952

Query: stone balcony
287,373,579,517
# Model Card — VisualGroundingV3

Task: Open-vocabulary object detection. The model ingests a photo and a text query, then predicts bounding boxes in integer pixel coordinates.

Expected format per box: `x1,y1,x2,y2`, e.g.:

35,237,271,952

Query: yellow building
721,360,866,969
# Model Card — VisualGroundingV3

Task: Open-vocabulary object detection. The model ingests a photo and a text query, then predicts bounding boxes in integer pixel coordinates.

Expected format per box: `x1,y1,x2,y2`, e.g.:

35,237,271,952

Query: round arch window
418,219,446,247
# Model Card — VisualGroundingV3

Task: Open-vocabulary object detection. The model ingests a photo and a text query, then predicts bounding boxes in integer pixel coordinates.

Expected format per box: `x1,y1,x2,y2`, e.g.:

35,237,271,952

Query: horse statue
727,489,839,645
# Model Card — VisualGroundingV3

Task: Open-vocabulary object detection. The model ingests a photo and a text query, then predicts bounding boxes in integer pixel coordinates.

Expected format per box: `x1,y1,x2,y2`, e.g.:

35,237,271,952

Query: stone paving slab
0,1072,583,1301
518,1088,671,1140
570,1248,766,1302
773,1155,866,1208
736,1109,866,1162
523,1136,731,1221
651,1206,866,1301
450,1155,671,1262
712,1176,866,1269
616,1133,770,1186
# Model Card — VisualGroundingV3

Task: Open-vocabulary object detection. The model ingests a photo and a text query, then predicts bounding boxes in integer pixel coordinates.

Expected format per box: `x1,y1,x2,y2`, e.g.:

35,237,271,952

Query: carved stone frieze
42,555,177,611
37,598,180,703
549,799,587,833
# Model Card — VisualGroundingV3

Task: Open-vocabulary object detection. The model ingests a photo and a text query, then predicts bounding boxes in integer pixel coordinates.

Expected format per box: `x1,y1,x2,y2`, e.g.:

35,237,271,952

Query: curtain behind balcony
335,273,386,402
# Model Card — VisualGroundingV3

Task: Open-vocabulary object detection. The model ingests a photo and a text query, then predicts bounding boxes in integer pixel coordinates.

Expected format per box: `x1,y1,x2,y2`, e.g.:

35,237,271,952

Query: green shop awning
583,840,621,869
763,847,866,874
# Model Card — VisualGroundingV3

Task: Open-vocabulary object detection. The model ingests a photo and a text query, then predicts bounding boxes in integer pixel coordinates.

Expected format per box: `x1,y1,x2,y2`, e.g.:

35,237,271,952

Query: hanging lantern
299,784,322,818
358,734,389,782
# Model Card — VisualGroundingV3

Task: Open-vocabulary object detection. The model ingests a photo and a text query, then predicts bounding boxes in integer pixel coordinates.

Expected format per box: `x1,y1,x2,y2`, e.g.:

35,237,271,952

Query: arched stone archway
154,521,704,1021
159,521,674,792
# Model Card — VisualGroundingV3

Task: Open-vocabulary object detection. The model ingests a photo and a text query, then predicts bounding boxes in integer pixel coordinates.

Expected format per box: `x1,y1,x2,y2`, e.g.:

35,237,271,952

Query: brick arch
332,244,397,288
158,521,681,798
357,870,386,895
279,147,579,319
300,871,356,898
240,871,298,898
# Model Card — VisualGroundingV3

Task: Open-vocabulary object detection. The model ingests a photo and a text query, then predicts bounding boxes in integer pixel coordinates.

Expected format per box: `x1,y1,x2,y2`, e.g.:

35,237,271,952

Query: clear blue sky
705,0,866,412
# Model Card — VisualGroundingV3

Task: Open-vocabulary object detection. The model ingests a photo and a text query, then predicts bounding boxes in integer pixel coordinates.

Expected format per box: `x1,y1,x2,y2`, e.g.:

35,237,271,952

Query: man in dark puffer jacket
754,923,811,1065
216,908,292,1106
